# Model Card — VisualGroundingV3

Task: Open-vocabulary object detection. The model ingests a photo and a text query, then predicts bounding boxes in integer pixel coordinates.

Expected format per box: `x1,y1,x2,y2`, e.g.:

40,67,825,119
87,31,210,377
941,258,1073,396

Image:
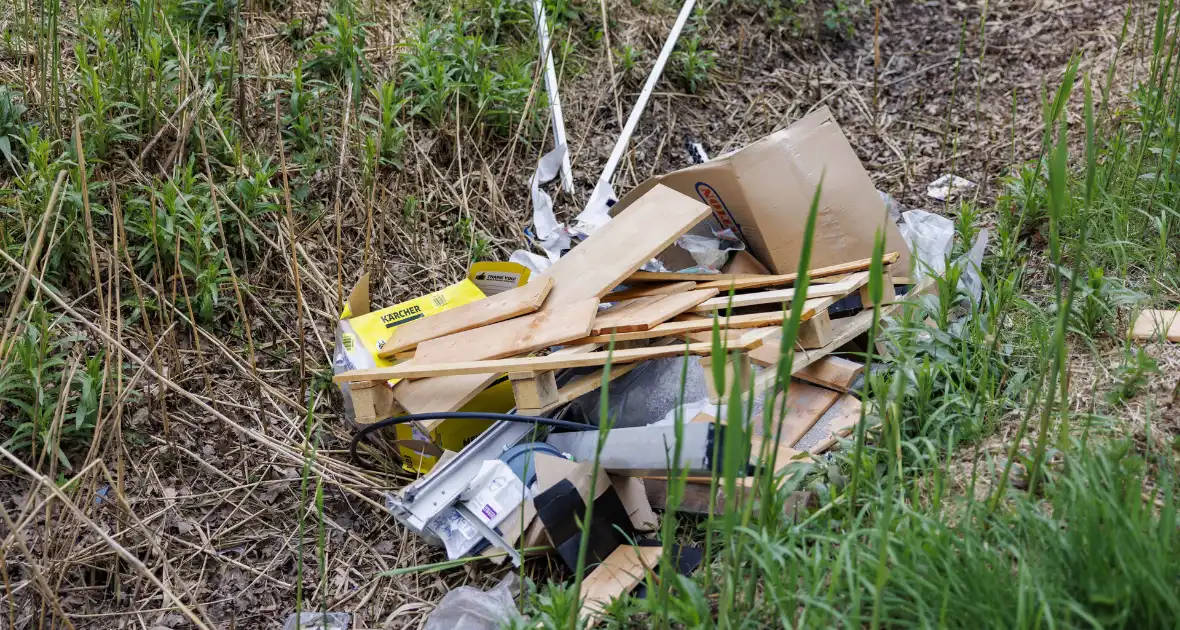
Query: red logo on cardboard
694,182,740,234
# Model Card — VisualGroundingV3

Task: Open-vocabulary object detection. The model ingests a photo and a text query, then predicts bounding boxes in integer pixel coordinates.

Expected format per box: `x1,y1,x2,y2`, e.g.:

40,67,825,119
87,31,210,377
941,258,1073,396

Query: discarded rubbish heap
331,108,937,623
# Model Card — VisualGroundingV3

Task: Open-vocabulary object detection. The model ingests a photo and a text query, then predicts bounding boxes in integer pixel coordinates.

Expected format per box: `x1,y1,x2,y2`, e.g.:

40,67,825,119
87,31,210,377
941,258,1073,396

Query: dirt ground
0,0,1150,628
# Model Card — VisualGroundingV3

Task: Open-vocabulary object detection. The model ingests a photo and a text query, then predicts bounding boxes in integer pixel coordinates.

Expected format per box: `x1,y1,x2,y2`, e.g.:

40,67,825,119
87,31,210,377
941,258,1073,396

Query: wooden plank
509,371,559,409
518,363,640,414
694,253,899,291
806,394,864,454
1130,309,1180,342
858,271,896,308
537,184,710,306
795,356,864,391
573,311,791,345
391,299,599,414
413,298,600,363
395,185,708,415
797,310,833,349
580,545,664,626
627,270,756,283
690,272,869,313
590,289,719,335
758,382,841,447
603,280,696,301
377,278,554,357
339,331,770,382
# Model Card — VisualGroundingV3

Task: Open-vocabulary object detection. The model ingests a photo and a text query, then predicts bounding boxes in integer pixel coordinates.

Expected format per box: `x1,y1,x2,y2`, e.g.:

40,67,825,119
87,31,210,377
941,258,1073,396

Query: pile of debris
331,109,934,622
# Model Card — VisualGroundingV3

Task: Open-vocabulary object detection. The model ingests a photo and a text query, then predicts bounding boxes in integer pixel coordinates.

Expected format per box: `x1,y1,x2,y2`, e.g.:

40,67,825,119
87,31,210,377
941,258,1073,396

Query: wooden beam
794,356,864,391
690,272,869,313
509,371,559,409
796,310,833,349
377,277,554,357
693,253,899,291
572,311,792,345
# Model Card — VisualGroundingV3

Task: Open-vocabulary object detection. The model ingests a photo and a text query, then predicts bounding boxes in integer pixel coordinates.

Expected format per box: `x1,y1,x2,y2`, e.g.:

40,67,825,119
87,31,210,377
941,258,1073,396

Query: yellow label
345,279,486,385
468,261,531,296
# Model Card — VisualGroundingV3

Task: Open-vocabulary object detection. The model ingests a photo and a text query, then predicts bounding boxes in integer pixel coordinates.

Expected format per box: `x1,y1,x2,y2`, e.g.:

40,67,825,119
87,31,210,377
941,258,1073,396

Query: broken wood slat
603,280,697,301
804,394,864,454
699,353,753,402
377,277,554,357
693,253,899,291
537,184,711,306
580,545,664,626
1130,309,1180,342
686,329,746,344
338,332,769,382
758,381,841,447
395,185,709,415
690,271,870,313
590,289,719,335
795,356,864,391
412,298,600,364
573,311,791,345
797,310,833,349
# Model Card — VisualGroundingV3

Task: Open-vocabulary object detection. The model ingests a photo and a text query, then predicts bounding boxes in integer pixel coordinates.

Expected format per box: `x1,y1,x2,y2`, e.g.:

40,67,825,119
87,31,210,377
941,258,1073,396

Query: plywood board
591,289,719,335
378,278,553,356
694,253,899,291
537,184,710,306
1130,309,1180,342
795,356,864,391
604,280,696,301
691,272,869,313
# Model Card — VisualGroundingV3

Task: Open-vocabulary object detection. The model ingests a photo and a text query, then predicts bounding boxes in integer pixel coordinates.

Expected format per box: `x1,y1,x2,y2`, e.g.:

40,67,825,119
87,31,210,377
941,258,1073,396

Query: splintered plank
694,253,899,291
338,333,769,382
795,356,864,391
690,272,869,313
1130,309,1180,342
626,270,755,283
537,184,711,306
395,184,709,414
590,289,719,335
377,277,554,357
603,280,697,301
799,394,864,454
759,382,841,448
391,299,599,414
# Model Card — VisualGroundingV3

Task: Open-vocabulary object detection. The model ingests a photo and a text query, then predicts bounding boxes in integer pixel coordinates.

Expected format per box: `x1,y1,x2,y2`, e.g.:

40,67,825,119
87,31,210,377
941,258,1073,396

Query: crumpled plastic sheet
897,208,988,305
282,612,350,630
423,573,522,630
675,229,746,272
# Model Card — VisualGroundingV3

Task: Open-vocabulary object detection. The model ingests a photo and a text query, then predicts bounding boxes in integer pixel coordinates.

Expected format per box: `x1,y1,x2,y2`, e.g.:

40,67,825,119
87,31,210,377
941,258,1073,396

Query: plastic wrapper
898,209,954,281
282,612,350,630
424,573,522,630
573,357,712,428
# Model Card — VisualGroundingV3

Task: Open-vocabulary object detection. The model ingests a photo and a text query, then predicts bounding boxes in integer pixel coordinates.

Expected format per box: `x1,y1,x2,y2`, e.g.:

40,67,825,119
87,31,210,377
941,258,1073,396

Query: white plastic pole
594,0,698,194
532,0,575,192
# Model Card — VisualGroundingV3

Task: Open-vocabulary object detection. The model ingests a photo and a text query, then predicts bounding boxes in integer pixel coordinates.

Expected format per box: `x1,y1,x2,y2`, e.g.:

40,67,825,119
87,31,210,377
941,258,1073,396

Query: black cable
348,411,596,471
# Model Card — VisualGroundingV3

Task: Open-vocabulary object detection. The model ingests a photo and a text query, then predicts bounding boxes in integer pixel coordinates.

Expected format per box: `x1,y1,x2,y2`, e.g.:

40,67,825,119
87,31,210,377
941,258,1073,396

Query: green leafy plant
675,35,716,94
616,44,641,76
1105,348,1159,406
822,0,859,38
307,6,371,96
0,86,30,172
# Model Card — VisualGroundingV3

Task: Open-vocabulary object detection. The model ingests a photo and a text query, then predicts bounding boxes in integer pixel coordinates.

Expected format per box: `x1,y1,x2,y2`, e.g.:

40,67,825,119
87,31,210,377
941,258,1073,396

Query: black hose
348,411,596,471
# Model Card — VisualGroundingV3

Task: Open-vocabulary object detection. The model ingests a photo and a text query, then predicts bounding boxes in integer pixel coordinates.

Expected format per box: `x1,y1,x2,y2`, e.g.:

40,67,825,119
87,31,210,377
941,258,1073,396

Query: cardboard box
611,106,911,275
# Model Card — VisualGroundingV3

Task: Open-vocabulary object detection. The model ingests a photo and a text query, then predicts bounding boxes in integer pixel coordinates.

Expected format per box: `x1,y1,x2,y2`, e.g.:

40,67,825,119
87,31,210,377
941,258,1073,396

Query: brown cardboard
611,107,911,275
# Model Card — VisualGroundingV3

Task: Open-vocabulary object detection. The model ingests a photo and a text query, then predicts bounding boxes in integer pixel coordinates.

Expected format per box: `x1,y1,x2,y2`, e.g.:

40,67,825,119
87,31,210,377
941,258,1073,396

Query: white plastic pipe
532,0,575,192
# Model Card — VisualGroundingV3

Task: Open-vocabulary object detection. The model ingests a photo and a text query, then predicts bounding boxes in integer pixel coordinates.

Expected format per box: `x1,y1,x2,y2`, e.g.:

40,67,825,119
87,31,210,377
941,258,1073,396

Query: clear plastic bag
281,612,350,630
424,573,521,630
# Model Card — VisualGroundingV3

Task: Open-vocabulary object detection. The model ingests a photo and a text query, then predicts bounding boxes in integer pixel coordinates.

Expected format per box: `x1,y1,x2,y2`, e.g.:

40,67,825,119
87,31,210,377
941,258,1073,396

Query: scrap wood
573,311,792,345
338,334,767,382
579,545,664,625
694,253,899,291
412,297,600,363
377,277,554,356
795,356,864,391
1130,309,1180,342
603,280,697,301
517,362,639,414
590,288,719,334
539,184,711,306
627,270,758,283
690,271,869,313
394,184,709,415
797,394,864,454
